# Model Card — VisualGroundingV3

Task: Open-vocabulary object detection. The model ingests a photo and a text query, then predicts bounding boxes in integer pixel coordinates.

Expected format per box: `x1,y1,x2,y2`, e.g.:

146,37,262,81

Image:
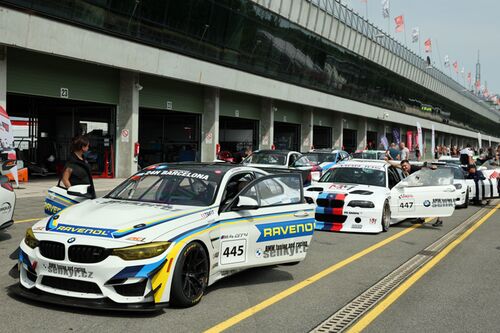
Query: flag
452,61,458,73
416,122,423,157
394,15,404,32
380,135,389,150
476,79,481,89
461,67,465,77
483,88,489,98
431,124,435,160
444,55,450,67
424,38,432,52
382,0,389,18
411,27,419,42
467,72,472,83
490,171,499,179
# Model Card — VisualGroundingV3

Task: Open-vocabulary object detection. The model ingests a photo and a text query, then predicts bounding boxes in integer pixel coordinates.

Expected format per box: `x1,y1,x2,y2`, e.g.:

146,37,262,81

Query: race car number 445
220,239,247,265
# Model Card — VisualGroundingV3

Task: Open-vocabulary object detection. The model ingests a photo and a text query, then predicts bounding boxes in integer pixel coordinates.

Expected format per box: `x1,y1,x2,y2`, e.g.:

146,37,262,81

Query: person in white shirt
459,144,474,166
399,142,410,161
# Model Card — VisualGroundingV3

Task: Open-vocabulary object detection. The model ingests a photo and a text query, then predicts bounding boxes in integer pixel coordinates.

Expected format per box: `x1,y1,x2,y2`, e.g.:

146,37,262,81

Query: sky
341,0,500,94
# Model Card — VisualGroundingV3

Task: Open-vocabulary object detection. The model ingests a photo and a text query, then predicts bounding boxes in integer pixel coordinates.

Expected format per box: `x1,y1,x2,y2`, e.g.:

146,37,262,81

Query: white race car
14,164,314,310
305,160,456,233
0,175,15,231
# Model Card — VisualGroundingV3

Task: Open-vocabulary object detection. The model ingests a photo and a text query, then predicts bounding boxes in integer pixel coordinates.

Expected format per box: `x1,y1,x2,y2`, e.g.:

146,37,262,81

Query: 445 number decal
220,239,247,265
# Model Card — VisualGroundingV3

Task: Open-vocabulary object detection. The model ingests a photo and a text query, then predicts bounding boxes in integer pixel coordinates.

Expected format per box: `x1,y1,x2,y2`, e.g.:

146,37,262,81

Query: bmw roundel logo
67,237,76,244
423,200,431,207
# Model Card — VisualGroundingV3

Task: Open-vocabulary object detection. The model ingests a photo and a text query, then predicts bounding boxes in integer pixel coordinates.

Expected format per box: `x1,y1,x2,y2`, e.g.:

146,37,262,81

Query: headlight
24,228,39,249
454,183,462,190
347,200,375,208
111,242,171,261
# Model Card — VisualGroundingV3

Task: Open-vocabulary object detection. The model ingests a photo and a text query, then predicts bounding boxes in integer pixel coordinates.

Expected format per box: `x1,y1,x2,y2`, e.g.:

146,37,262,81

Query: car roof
252,150,297,154
334,159,388,170
144,162,241,172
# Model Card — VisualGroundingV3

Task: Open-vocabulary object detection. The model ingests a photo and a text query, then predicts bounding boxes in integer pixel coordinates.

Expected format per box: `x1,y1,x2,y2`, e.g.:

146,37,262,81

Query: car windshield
482,159,500,169
303,153,338,164
243,152,287,166
435,166,465,179
398,168,453,187
106,167,222,206
319,167,386,187
351,152,384,160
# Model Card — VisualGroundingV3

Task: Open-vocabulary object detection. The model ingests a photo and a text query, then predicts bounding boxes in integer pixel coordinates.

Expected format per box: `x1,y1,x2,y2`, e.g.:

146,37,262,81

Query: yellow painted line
15,218,42,224
204,218,431,333
347,204,500,333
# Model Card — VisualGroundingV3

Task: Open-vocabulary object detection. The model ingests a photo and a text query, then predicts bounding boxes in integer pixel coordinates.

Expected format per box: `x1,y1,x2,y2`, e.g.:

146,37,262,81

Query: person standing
399,142,410,161
459,144,474,166
61,135,96,198
387,143,400,160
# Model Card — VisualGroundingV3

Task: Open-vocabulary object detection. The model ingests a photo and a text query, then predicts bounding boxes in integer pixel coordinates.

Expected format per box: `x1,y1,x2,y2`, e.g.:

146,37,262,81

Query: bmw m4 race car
304,160,456,233
15,164,315,310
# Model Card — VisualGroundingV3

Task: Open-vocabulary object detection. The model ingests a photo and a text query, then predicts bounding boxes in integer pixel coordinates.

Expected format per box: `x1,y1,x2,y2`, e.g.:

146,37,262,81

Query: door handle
294,211,309,217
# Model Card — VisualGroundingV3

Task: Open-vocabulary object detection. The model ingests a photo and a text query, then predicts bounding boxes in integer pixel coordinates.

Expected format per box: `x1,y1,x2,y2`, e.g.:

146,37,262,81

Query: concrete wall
1,7,496,143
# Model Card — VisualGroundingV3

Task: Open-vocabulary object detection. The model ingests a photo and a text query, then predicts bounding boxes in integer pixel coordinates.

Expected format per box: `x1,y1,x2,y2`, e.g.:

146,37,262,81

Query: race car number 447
220,239,247,265
398,200,415,212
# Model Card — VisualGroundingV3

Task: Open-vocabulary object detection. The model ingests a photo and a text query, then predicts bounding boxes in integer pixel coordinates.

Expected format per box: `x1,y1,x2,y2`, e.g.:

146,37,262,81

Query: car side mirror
233,196,259,211
67,184,92,198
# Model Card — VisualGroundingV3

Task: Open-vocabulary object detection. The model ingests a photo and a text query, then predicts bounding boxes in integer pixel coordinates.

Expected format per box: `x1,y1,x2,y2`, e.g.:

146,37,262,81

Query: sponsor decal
51,223,117,238
126,236,146,242
344,211,360,215
143,169,210,180
335,164,385,170
431,198,454,208
0,202,11,213
201,210,215,219
44,201,64,215
369,218,377,224
45,263,93,279
423,200,431,207
260,241,308,258
351,224,363,229
399,194,414,199
221,232,248,240
33,226,45,231
256,220,315,242
328,184,349,190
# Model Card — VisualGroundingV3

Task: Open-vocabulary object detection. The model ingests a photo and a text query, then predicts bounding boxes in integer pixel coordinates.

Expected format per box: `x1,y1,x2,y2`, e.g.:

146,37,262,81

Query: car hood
34,198,216,243
306,182,386,195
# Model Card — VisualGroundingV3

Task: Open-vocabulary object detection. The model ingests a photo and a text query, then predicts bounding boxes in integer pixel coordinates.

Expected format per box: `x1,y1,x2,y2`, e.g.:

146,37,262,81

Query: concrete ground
0,196,497,333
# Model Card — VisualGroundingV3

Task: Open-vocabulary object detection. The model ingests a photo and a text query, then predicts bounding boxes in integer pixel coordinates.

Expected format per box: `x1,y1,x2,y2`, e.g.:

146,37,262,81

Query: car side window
288,154,298,166
237,174,302,208
387,168,400,189
222,172,255,205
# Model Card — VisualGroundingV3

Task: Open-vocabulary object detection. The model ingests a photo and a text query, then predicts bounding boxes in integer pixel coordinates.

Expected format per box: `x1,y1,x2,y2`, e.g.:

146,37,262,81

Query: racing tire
170,241,209,308
382,202,390,232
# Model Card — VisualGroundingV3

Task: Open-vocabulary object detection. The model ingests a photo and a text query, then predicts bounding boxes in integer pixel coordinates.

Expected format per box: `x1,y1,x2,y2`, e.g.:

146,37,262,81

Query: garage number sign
60,88,69,99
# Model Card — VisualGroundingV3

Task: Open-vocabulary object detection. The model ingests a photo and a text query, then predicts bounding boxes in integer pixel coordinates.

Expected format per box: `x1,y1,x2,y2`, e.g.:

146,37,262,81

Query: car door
390,168,456,219
217,174,314,270
44,185,89,215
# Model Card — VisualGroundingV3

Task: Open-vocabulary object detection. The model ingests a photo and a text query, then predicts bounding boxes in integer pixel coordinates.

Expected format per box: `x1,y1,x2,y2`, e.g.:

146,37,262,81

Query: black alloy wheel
170,242,209,307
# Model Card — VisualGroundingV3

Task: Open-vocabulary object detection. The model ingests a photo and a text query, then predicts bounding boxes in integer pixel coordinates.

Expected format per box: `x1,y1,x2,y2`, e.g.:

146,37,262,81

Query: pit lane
0,195,490,332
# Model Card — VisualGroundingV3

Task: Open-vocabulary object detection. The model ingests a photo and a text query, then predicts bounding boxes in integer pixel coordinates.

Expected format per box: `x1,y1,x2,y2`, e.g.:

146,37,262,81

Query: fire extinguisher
271,144,276,150
216,143,221,155
134,142,140,157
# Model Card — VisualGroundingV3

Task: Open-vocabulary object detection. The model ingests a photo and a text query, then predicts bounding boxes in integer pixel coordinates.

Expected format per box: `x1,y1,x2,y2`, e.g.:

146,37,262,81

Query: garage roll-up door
7,48,119,104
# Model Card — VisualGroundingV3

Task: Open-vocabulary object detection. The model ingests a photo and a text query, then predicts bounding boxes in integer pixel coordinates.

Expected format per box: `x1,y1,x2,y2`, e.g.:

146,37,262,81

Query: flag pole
365,1,368,20
434,38,443,71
